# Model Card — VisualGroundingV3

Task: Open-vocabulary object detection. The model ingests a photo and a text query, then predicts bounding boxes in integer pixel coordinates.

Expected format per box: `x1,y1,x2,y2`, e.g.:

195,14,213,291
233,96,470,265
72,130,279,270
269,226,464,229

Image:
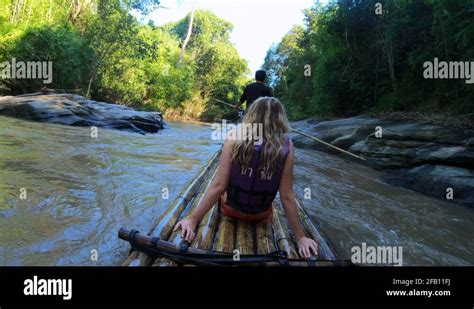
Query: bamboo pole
235,220,255,255
295,199,338,260
119,228,349,266
152,163,219,266
212,214,236,253
122,149,221,266
191,201,220,250
272,199,299,259
153,149,221,240
274,195,338,260
291,128,366,161
211,98,365,161
255,220,276,255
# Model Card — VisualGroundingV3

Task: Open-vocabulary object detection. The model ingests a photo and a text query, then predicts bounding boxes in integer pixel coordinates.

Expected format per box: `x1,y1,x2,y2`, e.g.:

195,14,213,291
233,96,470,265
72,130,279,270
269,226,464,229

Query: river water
293,148,474,266
0,116,472,265
0,116,221,265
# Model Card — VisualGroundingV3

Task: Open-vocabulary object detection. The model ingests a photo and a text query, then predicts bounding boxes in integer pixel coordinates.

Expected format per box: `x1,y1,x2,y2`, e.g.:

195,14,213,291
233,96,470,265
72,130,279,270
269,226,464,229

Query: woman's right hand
173,217,198,242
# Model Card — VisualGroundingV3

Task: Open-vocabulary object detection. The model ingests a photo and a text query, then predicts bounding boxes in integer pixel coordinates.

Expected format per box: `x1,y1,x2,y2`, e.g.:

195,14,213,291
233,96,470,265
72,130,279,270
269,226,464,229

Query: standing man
235,70,273,110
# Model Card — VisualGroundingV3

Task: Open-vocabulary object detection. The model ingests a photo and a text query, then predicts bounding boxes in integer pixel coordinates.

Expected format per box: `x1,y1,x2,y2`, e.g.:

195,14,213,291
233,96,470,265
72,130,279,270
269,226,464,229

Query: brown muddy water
293,148,474,266
0,116,221,265
0,116,472,265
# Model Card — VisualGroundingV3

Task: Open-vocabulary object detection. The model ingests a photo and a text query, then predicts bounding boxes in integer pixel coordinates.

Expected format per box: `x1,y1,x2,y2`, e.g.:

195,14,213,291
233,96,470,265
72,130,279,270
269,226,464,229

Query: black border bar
0,266,472,306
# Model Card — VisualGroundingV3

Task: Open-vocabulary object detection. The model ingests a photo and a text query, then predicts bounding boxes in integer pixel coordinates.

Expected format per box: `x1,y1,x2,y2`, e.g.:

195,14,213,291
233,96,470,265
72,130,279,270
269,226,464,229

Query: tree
263,0,474,119
177,0,196,66
0,0,250,121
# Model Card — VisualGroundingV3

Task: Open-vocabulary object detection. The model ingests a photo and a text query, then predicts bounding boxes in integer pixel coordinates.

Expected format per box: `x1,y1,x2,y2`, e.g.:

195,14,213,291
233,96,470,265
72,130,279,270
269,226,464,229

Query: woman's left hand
297,237,318,258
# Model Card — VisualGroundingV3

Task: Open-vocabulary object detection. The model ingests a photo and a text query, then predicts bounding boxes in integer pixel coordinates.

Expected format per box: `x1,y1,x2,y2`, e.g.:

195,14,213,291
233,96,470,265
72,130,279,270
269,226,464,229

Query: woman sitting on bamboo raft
174,97,318,258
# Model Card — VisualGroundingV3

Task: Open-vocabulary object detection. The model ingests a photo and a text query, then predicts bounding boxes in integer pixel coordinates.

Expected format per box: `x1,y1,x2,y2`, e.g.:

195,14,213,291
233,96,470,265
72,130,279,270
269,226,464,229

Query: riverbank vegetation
263,0,474,120
1,0,473,122
0,0,249,120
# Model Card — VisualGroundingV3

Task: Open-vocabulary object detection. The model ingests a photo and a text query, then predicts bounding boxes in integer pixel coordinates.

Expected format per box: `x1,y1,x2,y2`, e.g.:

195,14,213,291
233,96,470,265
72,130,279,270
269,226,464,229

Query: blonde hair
231,97,291,170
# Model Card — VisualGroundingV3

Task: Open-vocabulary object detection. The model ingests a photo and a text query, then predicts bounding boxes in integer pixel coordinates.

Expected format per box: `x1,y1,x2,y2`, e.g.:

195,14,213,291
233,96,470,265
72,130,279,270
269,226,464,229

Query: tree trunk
178,1,196,66
10,0,18,22
86,42,116,98
10,0,22,22
387,38,396,90
374,40,380,105
19,0,26,21
69,0,83,24
27,1,32,20
49,0,53,21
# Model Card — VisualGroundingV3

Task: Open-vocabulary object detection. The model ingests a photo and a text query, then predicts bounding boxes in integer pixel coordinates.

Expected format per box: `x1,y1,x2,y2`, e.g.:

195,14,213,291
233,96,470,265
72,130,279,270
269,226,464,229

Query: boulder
291,117,474,206
0,93,164,134
383,165,474,206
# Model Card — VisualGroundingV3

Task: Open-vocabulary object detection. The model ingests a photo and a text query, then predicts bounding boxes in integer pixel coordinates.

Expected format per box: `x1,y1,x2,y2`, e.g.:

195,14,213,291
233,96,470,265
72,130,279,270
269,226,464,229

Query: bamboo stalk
272,199,299,259
255,220,276,255
191,201,220,250
295,199,338,260
152,163,219,266
212,214,236,253
235,220,255,255
154,150,221,240
292,128,366,161
274,196,337,260
122,149,221,266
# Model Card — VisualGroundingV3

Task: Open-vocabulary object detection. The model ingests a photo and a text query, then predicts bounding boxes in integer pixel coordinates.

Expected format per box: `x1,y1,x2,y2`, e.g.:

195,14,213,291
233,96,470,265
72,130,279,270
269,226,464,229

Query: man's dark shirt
239,82,273,109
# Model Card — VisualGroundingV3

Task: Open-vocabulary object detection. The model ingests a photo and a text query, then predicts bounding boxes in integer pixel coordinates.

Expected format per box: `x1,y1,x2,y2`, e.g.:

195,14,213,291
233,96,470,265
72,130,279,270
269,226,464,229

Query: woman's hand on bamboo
173,217,198,242
297,237,318,258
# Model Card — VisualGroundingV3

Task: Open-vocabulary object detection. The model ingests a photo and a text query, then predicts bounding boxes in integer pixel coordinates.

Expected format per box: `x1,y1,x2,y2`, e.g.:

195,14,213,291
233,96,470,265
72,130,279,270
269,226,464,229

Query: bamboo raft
120,149,342,266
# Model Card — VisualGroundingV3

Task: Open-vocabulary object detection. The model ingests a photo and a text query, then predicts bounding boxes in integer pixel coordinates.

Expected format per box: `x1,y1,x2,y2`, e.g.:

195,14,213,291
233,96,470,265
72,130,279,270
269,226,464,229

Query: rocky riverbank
0,93,164,134
291,117,474,206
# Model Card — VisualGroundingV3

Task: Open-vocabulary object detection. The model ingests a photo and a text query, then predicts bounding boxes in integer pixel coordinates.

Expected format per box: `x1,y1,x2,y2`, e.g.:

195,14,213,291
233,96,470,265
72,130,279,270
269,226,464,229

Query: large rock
0,93,164,134
383,165,474,205
291,117,474,206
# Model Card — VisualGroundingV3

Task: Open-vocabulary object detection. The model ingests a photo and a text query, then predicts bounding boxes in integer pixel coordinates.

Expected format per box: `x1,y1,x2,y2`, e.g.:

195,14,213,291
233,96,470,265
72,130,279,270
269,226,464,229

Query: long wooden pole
119,228,352,266
212,98,240,110
291,128,366,161
212,98,366,161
